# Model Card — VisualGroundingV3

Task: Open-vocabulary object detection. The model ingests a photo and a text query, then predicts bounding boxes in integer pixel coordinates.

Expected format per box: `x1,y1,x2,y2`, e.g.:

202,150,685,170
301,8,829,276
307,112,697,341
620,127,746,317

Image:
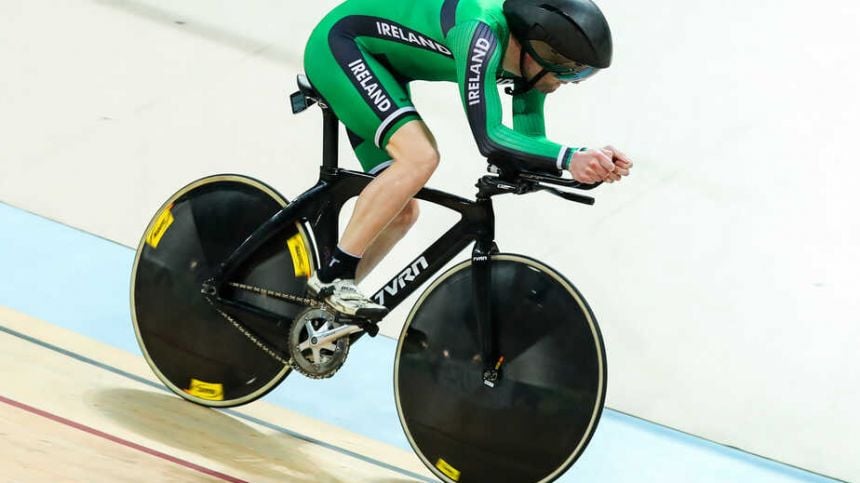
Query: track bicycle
131,75,607,483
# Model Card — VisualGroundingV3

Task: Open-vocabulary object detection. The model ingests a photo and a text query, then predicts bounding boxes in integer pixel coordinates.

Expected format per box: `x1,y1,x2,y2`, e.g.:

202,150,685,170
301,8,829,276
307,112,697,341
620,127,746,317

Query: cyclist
304,0,633,317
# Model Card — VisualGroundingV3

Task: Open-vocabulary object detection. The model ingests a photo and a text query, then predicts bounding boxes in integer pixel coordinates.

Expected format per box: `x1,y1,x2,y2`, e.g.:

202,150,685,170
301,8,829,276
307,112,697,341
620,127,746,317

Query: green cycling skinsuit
304,0,585,174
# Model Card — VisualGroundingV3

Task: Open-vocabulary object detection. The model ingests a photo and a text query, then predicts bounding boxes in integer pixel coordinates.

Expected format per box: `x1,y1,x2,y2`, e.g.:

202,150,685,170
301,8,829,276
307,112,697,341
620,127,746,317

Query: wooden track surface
0,306,433,482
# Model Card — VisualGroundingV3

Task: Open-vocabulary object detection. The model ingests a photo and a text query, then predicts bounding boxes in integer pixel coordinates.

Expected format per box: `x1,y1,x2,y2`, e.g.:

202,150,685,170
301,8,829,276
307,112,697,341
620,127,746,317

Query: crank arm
334,316,381,337
309,324,364,348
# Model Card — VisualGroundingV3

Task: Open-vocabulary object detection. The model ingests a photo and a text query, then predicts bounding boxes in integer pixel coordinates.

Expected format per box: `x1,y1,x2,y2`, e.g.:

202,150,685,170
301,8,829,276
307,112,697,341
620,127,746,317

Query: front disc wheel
394,254,607,482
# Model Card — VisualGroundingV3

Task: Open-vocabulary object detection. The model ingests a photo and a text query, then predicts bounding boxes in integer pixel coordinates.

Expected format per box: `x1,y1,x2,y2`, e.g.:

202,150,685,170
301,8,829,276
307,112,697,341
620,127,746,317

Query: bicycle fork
471,195,502,387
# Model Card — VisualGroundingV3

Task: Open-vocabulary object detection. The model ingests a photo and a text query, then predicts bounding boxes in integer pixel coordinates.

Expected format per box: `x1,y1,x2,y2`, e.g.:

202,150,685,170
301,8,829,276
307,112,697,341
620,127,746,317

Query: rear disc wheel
131,174,316,407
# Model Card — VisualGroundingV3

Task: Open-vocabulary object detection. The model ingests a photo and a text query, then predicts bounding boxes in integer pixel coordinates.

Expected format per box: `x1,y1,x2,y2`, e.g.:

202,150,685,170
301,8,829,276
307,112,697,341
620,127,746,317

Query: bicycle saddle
297,74,318,98
291,74,324,114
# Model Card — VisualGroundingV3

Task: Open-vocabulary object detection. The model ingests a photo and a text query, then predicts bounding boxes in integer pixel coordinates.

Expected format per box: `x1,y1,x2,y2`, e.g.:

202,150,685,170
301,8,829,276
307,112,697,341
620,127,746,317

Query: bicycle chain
226,281,320,307
204,281,323,367
204,296,291,366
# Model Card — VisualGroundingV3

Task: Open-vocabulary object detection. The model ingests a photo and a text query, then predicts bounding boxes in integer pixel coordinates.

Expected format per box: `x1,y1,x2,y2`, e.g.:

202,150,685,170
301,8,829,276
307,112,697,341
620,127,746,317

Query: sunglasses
524,40,601,83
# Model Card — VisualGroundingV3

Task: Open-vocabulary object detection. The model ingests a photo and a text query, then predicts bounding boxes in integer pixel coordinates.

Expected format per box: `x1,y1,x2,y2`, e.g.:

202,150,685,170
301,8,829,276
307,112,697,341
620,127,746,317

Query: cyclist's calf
391,199,420,232
356,200,419,282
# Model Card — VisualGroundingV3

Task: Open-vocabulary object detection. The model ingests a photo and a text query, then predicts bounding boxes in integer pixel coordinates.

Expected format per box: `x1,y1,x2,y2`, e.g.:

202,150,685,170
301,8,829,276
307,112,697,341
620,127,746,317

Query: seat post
322,107,339,170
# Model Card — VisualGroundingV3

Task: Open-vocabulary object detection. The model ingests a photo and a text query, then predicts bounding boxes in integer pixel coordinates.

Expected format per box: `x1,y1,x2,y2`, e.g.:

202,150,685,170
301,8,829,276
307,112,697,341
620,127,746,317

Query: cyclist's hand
601,145,633,183
568,148,615,184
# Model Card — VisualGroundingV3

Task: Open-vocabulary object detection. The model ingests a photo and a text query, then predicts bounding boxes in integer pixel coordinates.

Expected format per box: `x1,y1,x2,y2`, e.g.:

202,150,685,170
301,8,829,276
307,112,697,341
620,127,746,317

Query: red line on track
0,394,247,483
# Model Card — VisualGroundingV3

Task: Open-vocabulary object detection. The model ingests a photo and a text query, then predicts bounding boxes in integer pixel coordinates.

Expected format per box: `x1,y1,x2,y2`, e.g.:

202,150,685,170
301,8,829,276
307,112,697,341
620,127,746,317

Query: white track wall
1,1,858,480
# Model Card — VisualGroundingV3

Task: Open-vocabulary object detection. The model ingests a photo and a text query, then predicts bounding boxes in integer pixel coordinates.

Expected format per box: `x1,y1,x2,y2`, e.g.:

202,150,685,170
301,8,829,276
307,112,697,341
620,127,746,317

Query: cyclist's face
522,55,566,93
518,40,599,93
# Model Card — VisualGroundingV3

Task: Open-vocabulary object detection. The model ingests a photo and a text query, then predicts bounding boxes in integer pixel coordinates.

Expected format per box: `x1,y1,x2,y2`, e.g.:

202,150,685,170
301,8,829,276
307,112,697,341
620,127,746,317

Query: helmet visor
524,40,600,82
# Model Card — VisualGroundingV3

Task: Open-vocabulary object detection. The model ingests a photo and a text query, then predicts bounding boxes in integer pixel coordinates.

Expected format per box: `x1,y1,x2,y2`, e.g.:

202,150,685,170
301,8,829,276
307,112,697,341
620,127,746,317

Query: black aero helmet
504,0,613,81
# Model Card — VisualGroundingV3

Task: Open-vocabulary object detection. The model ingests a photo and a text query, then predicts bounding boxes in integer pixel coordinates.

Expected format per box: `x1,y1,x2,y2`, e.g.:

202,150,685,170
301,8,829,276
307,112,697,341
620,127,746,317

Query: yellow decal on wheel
287,233,311,278
145,205,174,249
184,378,224,401
435,458,461,481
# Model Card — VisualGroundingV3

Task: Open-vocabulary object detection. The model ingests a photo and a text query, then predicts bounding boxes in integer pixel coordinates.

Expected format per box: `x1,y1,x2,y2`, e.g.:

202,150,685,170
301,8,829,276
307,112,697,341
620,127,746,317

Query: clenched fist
569,145,633,184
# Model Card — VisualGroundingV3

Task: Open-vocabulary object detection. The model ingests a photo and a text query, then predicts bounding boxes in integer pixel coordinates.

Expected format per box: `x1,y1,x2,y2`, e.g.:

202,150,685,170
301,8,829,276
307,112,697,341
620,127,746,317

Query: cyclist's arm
449,21,582,173
512,88,547,139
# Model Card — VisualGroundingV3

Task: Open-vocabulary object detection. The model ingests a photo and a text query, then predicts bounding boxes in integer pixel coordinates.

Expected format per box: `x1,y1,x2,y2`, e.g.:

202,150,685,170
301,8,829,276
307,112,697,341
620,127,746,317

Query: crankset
288,307,357,379
206,280,383,378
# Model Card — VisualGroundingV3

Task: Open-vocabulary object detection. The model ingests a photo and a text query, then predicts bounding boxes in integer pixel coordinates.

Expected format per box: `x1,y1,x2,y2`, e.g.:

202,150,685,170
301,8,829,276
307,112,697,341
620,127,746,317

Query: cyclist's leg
340,120,439,255
355,198,419,282
305,37,437,261
304,29,437,312
342,102,425,282
342,120,438,263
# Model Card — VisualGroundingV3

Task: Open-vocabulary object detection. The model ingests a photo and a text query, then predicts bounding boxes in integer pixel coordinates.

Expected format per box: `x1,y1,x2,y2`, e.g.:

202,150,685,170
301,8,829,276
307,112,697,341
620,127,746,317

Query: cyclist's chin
538,83,561,94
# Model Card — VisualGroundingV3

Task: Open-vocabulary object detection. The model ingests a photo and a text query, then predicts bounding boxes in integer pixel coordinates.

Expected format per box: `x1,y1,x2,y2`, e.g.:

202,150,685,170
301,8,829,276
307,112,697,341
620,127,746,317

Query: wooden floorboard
0,306,432,482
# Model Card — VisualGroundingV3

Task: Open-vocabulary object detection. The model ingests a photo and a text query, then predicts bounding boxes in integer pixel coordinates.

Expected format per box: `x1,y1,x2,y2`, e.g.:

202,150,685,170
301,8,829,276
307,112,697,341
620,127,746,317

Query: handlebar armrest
519,170,602,190
488,163,601,190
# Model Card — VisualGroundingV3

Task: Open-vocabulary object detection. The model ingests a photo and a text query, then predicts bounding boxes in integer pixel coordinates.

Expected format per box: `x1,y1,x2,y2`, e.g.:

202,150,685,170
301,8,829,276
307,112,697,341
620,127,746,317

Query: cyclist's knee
387,121,440,181
395,142,439,180
411,147,440,180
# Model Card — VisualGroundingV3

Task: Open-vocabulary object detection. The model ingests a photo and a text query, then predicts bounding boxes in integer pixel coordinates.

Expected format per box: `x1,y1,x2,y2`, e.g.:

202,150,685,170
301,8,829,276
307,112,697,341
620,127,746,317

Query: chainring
288,307,350,379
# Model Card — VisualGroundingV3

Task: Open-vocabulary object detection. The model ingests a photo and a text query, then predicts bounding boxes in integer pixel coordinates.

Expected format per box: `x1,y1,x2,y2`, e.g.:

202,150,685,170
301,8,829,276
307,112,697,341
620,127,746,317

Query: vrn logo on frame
373,256,429,305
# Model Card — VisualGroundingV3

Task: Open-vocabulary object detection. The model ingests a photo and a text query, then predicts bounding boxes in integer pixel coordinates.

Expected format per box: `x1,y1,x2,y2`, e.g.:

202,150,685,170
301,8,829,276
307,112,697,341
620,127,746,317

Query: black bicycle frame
211,106,500,360
217,166,498,306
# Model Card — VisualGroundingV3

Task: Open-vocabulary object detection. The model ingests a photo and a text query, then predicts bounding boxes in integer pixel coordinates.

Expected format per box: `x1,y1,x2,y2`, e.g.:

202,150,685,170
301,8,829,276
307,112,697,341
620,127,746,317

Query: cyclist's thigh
305,33,421,173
